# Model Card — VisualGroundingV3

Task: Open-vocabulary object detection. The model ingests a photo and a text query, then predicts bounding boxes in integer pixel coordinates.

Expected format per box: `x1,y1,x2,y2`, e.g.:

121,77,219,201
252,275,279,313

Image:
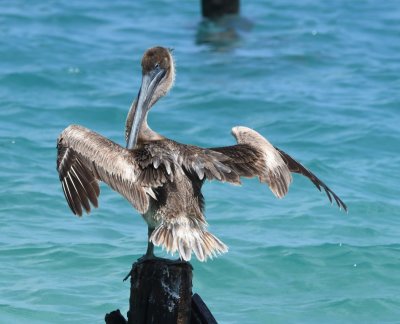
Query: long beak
127,67,165,149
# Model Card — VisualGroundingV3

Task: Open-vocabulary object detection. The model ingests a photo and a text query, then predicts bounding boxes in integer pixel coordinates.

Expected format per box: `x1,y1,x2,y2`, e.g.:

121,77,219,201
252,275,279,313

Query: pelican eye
154,63,160,69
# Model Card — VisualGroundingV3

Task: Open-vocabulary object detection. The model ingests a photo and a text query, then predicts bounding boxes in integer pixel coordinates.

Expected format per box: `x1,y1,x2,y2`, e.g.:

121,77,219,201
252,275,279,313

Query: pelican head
127,47,175,149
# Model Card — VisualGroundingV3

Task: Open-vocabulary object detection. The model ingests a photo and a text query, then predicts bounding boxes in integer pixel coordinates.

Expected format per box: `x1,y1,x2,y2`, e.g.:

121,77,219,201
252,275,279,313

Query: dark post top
201,0,240,19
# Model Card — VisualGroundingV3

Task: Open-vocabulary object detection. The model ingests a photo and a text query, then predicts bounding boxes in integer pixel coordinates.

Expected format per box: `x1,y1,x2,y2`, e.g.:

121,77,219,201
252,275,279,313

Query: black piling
106,258,217,324
201,0,240,19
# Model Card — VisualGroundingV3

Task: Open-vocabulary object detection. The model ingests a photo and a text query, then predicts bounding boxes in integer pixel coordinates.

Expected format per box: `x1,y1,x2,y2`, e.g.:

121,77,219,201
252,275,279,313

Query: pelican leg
145,227,155,258
137,228,156,262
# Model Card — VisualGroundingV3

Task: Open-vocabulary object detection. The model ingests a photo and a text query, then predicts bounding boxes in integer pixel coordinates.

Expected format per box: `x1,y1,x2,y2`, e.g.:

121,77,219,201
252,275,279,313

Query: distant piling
105,259,217,324
201,0,240,19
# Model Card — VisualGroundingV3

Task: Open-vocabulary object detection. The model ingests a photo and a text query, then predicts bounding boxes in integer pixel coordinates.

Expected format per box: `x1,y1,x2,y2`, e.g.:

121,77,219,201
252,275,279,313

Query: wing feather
211,126,292,198
275,147,347,211
57,125,150,216
210,126,346,211
133,139,240,186
179,145,240,183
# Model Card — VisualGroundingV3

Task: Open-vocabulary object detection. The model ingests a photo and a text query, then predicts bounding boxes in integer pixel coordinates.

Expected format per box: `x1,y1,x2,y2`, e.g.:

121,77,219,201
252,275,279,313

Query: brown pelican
56,46,347,262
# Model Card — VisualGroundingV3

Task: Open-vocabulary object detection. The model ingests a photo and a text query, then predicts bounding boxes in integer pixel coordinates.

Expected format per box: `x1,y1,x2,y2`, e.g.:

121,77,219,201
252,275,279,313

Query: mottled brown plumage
57,46,347,262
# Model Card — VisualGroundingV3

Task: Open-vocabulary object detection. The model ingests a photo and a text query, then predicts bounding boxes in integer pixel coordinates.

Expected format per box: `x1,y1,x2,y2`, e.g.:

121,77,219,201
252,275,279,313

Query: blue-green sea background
1,1,399,323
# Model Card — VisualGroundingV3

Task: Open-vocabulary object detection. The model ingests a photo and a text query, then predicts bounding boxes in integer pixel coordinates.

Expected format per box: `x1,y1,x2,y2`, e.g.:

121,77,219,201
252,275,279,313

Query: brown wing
211,126,346,211
275,147,347,211
57,143,100,216
210,126,293,198
57,125,154,216
210,144,264,179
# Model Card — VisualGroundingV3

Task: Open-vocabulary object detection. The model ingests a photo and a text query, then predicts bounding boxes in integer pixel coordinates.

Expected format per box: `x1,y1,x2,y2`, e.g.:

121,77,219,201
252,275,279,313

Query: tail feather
203,232,227,258
150,217,228,262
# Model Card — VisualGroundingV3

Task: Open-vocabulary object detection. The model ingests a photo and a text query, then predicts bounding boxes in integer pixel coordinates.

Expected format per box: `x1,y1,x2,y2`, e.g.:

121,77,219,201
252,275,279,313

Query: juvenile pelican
57,46,347,262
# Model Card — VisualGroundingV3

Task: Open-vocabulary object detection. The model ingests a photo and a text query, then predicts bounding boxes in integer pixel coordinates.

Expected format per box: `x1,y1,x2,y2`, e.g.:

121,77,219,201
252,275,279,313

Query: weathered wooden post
105,259,217,324
127,259,193,324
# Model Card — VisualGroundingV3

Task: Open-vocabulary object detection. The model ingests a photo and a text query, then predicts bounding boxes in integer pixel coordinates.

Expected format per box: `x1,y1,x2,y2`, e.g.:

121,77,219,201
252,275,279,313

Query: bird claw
122,254,155,281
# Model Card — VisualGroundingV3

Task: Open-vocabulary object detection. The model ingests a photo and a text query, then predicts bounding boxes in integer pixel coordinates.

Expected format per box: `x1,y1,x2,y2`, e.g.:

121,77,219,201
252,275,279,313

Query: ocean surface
1,1,399,323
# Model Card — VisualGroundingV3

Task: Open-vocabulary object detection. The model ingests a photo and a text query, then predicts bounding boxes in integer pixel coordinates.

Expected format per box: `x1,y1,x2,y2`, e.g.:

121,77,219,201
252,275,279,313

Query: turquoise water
1,1,400,323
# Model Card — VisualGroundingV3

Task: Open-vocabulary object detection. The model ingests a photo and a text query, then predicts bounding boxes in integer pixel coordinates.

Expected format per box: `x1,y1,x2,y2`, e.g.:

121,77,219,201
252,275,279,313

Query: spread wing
57,125,154,216
210,126,346,211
